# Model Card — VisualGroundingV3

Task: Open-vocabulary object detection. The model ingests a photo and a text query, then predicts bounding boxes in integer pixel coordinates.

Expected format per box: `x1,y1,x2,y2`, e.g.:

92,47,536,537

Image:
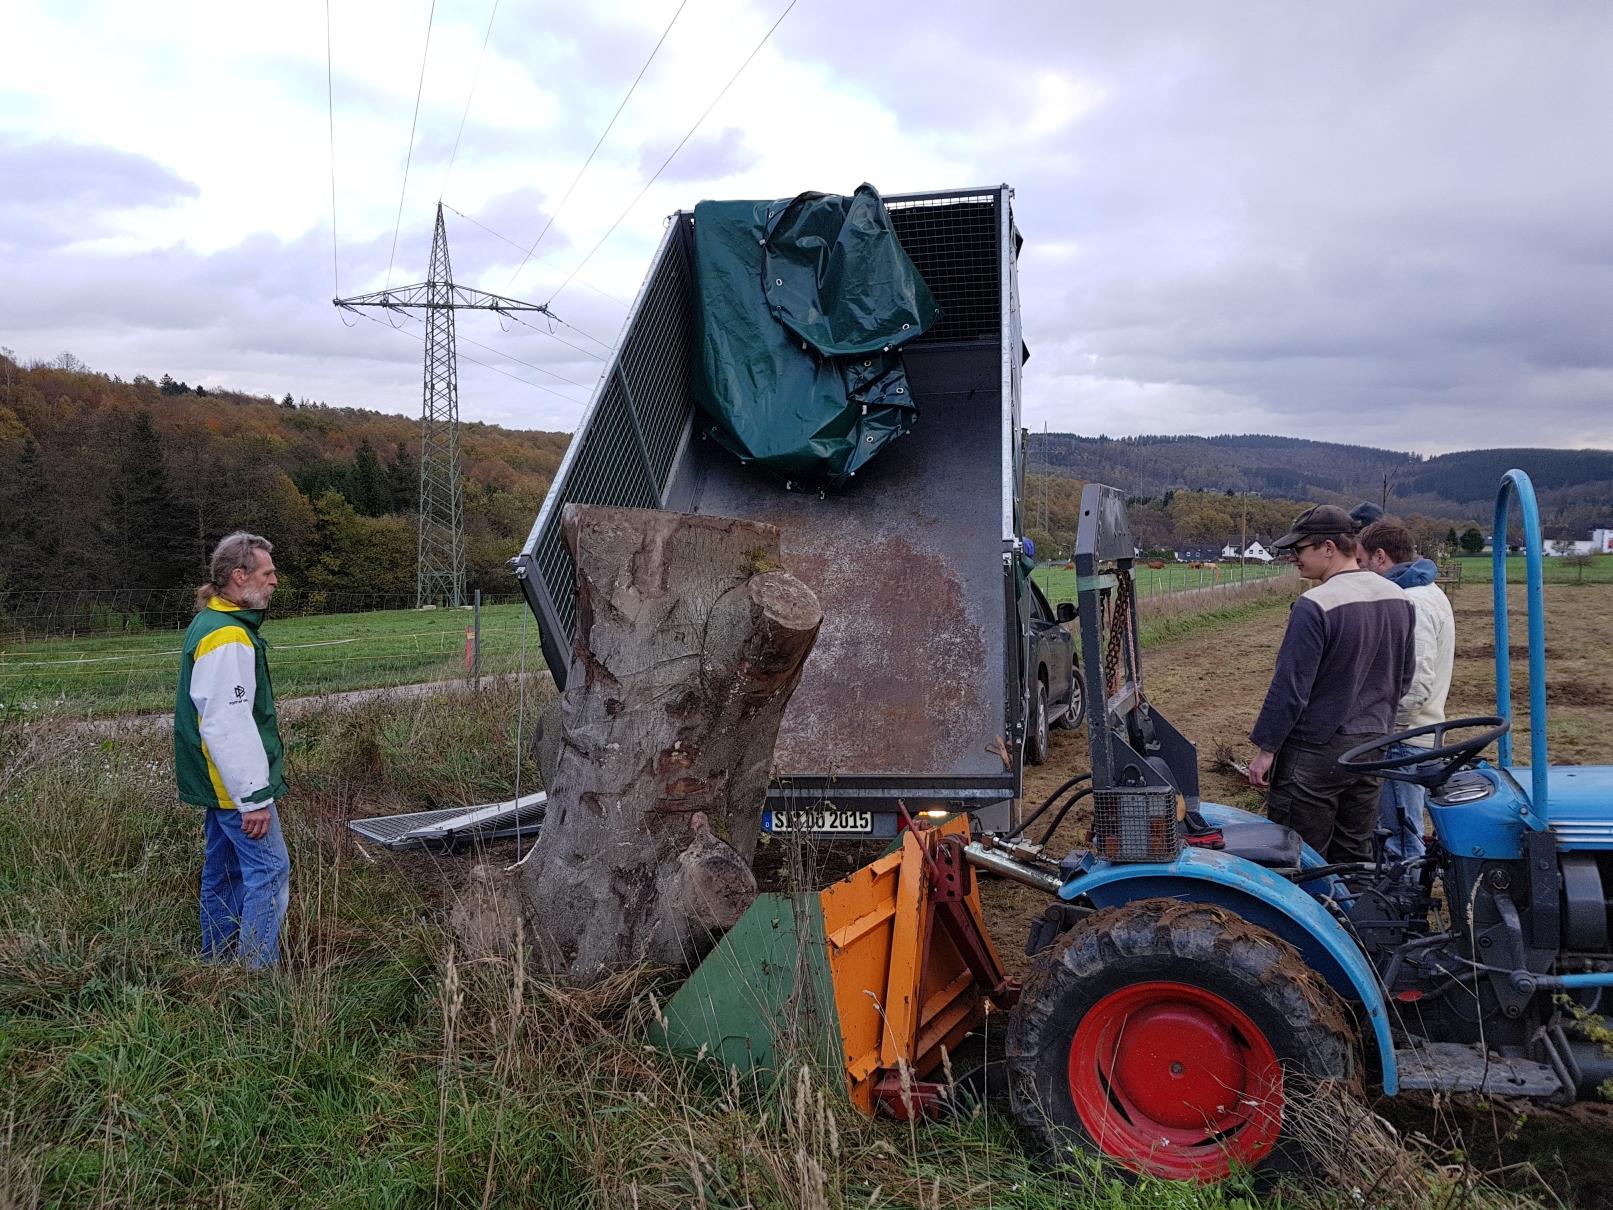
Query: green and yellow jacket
174,597,287,810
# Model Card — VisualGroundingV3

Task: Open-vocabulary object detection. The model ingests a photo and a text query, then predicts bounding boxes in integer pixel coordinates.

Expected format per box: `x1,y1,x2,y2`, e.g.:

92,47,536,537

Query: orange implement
655,813,1018,1118
819,815,1018,1117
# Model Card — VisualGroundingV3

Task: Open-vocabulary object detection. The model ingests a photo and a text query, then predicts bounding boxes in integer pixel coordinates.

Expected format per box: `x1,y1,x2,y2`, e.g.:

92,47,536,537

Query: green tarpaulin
690,184,939,491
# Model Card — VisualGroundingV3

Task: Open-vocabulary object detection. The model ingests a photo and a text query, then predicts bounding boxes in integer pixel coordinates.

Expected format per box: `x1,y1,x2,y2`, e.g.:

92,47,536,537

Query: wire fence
1031,559,1294,605
0,594,544,721
0,587,528,642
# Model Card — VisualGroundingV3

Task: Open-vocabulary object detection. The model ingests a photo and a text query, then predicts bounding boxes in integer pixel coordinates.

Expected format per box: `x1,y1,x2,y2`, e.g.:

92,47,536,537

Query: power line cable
507,0,690,290
351,308,593,404
506,312,608,361
549,0,798,306
443,203,630,308
386,0,439,289
438,0,501,201
325,0,341,297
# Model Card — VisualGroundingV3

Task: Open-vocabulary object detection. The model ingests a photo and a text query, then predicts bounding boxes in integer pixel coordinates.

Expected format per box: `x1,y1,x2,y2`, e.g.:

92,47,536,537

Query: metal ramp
346,792,547,850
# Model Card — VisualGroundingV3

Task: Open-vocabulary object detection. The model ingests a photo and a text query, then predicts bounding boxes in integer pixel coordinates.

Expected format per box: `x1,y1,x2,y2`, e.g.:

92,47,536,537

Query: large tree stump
518,504,822,982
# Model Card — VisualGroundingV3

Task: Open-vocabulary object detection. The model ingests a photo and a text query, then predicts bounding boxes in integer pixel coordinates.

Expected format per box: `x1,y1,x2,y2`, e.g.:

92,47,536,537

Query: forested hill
1027,434,1613,529
0,356,569,604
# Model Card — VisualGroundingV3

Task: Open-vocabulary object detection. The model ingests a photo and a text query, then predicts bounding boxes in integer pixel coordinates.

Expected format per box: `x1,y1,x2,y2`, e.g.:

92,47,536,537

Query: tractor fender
1059,846,1399,1094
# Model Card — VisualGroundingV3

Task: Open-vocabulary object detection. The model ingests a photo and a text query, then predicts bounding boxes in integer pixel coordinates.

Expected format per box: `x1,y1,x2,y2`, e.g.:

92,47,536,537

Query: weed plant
0,688,1549,1207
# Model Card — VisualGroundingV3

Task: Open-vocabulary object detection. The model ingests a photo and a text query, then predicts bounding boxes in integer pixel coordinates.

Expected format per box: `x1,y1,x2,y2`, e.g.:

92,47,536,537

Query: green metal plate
653,891,845,1081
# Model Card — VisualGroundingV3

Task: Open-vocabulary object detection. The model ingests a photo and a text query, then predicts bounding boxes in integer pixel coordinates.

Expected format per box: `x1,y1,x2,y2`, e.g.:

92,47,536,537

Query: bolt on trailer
514,185,1049,838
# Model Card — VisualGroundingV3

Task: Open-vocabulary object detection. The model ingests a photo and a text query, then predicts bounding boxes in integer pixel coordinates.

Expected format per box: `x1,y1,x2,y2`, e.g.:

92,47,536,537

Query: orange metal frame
818,815,1019,1117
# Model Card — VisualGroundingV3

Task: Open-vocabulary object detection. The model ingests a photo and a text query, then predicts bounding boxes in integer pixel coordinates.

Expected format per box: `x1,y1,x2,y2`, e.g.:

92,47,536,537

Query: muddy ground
993,581,1613,1206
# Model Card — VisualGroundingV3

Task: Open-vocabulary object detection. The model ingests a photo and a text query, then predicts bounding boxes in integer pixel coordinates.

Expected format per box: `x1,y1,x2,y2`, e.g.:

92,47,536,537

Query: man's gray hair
195,531,274,611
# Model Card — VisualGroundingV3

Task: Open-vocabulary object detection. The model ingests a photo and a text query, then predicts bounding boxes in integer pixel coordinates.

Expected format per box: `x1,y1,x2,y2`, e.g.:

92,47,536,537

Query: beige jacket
1398,582,1456,745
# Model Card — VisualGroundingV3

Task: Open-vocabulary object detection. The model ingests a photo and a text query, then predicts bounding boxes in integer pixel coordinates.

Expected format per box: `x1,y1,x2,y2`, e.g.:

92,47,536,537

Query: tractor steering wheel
1337,716,1511,789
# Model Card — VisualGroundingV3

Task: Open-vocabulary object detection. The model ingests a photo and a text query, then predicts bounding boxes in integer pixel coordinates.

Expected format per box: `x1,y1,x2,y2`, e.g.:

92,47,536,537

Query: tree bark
518,504,822,982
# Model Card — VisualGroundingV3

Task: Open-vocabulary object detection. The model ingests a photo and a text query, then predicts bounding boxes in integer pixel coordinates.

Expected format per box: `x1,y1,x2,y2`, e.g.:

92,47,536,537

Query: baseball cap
1271,504,1356,551
1349,502,1384,532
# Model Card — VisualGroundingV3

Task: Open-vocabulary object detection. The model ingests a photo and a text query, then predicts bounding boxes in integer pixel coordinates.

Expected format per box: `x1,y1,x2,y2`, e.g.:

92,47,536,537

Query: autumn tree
387,444,417,512
350,439,391,516
0,437,55,590
103,411,192,590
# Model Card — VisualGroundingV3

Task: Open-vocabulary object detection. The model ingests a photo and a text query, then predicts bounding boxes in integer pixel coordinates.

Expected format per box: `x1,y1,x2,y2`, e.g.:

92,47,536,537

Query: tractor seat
1205,821,1303,870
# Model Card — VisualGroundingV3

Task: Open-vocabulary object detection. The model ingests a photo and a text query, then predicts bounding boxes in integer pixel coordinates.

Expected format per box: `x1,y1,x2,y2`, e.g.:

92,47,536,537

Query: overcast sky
3,1,1609,453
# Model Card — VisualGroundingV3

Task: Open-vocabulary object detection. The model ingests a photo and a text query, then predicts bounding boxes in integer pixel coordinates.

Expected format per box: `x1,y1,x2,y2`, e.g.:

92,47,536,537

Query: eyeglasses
1289,537,1343,556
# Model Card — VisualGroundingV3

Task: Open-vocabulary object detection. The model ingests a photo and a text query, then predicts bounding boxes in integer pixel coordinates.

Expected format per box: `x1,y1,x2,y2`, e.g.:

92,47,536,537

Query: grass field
0,604,545,719
2,665,1542,1209
1,683,1309,1210
5,569,1296,721
1032,560,1291,604
1451,553,1613,583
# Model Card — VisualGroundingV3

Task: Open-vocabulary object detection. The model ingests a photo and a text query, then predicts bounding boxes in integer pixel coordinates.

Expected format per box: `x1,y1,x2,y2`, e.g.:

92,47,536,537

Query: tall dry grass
0,683,1560,1208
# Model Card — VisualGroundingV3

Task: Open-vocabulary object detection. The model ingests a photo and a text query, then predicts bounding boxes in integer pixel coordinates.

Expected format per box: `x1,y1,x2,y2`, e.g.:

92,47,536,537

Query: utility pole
1039,421,1049,537
1240,494,1248,584
335,203,555,607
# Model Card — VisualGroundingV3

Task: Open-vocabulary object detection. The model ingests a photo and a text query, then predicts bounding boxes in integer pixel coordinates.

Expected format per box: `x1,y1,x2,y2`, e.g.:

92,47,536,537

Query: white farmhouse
1220,537,1275,563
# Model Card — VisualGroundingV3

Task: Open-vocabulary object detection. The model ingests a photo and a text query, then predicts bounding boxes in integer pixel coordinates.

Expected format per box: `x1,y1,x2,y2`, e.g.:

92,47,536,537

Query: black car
1025,579,1085,765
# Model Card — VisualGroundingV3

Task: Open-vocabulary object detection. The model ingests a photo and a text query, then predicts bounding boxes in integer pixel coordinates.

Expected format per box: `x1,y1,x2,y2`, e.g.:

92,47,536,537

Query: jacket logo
234,685,246,699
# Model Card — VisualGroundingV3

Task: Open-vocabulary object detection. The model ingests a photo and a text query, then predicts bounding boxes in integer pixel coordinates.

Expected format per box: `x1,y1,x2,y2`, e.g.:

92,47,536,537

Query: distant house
1219,537,1276,563
1176,546,1223,563
1542,526,1609,557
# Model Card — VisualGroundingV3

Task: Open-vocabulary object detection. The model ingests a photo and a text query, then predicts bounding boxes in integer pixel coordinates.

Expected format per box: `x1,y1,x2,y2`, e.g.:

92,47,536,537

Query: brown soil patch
1463,642,1556,661
1548,682,1613,708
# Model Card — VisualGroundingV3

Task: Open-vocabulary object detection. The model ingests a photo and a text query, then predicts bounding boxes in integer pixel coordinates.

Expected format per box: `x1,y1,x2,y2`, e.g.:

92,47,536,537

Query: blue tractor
974,470,1613,1182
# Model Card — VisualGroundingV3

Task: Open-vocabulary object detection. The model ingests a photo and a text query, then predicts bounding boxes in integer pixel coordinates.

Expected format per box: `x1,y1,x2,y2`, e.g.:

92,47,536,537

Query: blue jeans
1377,742,1428,862
200,806,291,968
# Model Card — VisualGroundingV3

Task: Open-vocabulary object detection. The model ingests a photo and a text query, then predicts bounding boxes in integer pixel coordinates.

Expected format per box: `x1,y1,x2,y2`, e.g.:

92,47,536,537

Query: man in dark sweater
1248,505,1416,862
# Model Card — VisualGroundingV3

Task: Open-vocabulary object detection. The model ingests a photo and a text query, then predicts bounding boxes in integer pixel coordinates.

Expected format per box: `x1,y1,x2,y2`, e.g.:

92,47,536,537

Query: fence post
473,589,482,690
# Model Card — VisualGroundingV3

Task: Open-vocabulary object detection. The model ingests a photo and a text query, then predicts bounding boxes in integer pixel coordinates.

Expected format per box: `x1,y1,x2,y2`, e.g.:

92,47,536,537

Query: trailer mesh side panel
887,195,1001,345
530,231,694,639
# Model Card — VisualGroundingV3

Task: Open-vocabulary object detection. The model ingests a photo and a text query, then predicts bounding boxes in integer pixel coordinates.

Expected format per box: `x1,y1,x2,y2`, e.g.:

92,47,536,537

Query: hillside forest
4,352,1607,633
0,353,567,630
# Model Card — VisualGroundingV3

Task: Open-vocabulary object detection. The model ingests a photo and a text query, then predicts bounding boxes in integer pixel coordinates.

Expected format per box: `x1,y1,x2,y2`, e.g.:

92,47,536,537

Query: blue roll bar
1492,469,1549,822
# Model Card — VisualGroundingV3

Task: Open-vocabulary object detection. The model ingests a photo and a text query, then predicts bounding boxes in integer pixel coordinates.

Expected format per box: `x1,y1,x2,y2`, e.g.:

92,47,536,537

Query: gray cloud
0,135,198,250
5,3,1610,455
637,127,757,185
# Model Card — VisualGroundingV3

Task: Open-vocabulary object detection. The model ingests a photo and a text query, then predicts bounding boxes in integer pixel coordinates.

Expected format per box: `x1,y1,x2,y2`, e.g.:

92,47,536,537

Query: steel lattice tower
417,205,464,607
334,203,554,608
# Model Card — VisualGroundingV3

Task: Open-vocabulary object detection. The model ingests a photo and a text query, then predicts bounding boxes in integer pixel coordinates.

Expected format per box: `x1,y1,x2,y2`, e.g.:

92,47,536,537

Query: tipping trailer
515,185,1047,838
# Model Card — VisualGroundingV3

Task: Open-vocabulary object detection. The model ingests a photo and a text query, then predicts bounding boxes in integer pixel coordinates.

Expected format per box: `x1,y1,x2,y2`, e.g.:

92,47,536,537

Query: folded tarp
690,183,940,491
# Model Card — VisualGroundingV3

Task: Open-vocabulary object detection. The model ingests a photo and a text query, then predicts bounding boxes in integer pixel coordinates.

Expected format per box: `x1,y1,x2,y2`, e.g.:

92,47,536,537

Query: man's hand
1247,749,1276,789
241,807,271,839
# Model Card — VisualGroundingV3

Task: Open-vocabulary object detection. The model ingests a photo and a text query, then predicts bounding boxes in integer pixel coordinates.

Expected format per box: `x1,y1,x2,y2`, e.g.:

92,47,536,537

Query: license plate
766,807,873,834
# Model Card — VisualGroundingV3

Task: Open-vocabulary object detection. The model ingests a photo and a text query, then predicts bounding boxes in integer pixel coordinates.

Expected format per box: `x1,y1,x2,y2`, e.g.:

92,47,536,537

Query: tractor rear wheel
1007,899,1355,1183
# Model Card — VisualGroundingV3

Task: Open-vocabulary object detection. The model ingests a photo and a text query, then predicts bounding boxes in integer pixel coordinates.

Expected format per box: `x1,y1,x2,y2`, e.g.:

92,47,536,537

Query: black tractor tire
1026,679,1050,765
1007,898,1355,1183
1054,664,1086,731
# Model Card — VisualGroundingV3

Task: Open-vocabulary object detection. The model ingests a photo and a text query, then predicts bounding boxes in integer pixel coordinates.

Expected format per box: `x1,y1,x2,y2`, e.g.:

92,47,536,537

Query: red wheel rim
1068,980,1283,1182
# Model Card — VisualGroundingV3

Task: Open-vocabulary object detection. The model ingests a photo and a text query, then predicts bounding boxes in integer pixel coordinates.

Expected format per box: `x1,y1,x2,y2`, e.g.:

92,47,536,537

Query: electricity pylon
335,202,553,607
